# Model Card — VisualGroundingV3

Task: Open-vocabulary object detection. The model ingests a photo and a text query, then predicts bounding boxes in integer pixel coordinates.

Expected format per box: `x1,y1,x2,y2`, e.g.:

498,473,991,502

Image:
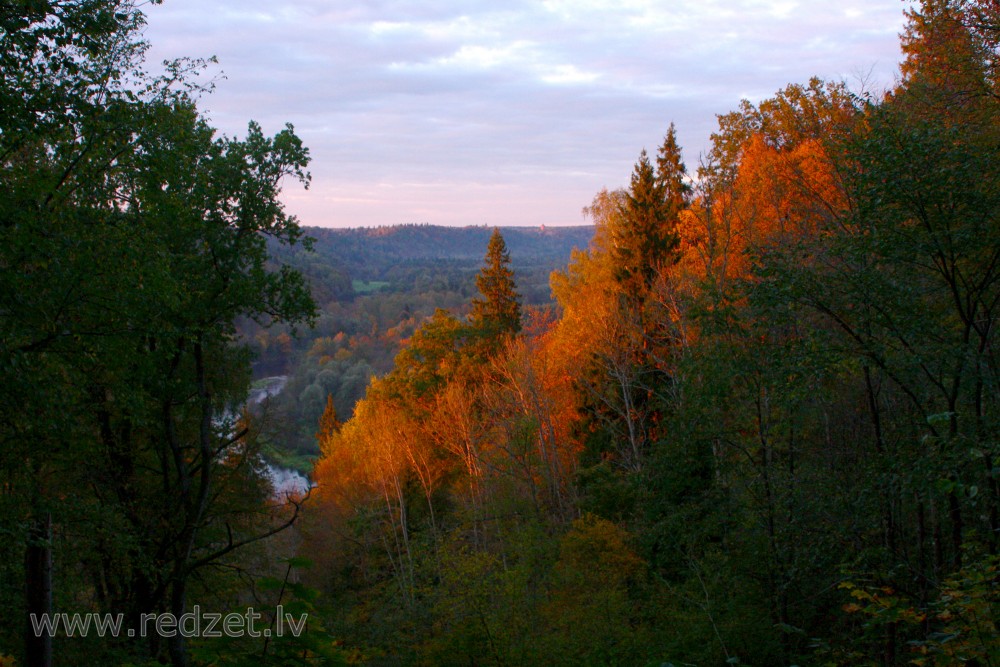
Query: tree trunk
25,512,52,667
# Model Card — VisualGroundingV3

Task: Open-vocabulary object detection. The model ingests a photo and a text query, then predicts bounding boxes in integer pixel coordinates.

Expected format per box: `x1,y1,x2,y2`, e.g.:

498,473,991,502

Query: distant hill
302,224,595,279
267,224,596,308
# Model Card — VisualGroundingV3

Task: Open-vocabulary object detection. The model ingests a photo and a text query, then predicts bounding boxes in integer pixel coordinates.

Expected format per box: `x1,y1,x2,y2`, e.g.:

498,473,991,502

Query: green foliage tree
0,3,318,666
613,150,668,297
611,124,688,300
470,228,522,340
655,122,692,224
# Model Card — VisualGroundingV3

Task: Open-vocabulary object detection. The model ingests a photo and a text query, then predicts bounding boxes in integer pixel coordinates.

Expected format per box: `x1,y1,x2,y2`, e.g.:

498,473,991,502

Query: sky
143,1,911,229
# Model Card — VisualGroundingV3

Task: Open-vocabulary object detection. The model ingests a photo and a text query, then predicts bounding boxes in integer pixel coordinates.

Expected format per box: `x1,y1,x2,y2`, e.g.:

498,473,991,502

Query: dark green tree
0,3,317,666
611,149,664,297
655,122,692,217
470,228,522,339
611,125,688,300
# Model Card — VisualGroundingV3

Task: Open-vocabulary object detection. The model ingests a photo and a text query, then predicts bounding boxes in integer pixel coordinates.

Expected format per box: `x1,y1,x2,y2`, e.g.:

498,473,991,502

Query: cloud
143,0,909,228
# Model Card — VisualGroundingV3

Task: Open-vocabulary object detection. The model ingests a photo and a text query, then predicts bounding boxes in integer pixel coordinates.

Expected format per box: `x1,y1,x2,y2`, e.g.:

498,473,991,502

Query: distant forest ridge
298,223,595,278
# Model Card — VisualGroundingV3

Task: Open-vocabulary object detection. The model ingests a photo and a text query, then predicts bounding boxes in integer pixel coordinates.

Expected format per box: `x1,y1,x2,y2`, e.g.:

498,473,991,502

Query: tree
611,125,689,300
900,0,993,101
0,3,317,666
316,394,342,441
655,122,692,222
470,228,522,340
611,150,666,297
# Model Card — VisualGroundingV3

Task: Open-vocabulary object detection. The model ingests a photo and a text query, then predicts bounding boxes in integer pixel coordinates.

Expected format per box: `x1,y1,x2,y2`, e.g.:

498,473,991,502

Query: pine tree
470,228,522,338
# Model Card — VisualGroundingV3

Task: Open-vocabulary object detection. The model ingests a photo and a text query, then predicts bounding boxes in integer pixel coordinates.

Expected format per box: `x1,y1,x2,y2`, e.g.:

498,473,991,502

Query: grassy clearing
352,279,390,293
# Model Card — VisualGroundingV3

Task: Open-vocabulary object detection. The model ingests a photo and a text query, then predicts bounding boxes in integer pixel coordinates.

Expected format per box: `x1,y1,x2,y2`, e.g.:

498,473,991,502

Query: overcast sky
143,1,910,228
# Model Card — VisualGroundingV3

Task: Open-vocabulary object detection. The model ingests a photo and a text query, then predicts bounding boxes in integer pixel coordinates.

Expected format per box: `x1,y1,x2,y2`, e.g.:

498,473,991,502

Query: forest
246,223,592,470
3,0,1000,666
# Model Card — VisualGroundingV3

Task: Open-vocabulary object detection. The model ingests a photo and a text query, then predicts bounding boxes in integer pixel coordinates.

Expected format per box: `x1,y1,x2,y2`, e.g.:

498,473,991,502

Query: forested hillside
286,224,595,280
304,2,1000,664
4,1,1000,666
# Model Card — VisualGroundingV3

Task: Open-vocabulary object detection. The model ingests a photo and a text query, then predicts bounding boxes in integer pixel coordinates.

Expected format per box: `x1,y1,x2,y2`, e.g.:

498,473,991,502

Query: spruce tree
609,125,689,300
316,394,342,442
470,228,522,338
655,122,692,219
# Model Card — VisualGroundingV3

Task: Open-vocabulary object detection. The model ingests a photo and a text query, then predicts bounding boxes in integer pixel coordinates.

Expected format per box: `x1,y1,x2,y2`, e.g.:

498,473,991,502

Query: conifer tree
655,122,692,219
316,394,342,442
470,228,522,338
611,125,688,298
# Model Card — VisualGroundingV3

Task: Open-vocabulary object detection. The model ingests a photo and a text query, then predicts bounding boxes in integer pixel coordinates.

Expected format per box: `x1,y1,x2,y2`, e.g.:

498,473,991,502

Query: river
248,376,313,497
